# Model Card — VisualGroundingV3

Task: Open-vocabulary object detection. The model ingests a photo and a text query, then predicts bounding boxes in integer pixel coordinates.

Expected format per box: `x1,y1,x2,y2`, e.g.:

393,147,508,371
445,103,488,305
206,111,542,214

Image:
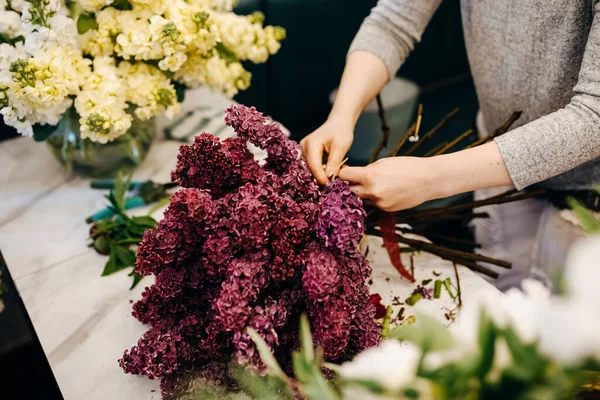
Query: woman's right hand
300,117,354,185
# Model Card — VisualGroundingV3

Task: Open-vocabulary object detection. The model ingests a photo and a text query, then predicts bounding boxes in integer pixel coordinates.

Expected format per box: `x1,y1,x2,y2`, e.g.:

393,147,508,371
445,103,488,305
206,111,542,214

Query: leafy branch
88,172,158,289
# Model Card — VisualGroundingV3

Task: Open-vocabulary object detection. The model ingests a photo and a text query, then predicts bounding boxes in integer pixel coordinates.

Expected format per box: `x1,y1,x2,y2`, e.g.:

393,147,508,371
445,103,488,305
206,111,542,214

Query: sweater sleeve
348,0,442,80
495,3,600,190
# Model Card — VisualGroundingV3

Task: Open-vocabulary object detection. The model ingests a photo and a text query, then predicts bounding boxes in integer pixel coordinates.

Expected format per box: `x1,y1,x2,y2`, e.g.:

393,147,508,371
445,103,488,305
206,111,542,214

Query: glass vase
47,107,155,178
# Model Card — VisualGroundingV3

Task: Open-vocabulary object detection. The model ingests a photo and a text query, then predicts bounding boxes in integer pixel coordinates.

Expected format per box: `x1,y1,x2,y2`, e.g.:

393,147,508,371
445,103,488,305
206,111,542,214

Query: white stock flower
3,46,90,135
1,106,33,136
74,56,131,143
340,340,421,393
0,9,22,36
79,7,120,56
212,12,284,63
174,53,250,96
129,0,166,14
79,0,114,13
118,61,180,120
10,0,24,12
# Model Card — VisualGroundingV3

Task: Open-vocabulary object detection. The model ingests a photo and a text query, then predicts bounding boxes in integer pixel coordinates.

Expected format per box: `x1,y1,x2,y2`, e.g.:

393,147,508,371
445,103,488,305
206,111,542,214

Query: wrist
426,156,457,200
427,142,513,199
328,105,360,127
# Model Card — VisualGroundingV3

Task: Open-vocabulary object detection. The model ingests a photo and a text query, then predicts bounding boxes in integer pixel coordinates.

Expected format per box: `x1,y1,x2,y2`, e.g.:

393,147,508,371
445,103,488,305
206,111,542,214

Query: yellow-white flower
118,61,180,120
0,9,22,37
3,46,91,135
130,0,167,14
212,11,284,63
174,52,250,97
79,7,120,56
79,0,114,13
75,56,132,143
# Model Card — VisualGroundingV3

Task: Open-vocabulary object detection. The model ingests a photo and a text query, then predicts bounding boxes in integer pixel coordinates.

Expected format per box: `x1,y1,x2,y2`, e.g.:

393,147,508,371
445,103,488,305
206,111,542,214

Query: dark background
1,0,478,152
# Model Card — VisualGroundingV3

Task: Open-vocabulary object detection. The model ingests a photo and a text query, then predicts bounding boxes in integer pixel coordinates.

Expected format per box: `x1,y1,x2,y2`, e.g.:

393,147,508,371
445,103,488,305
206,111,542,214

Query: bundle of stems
364,94,543,279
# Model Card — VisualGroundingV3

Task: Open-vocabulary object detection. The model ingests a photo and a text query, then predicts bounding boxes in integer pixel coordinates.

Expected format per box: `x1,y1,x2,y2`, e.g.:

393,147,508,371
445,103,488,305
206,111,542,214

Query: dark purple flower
316,179,366,252
121,105,379,394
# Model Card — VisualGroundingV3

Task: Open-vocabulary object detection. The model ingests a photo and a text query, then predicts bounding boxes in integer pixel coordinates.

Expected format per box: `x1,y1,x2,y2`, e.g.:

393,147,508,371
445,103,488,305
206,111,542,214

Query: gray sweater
349,0,600,190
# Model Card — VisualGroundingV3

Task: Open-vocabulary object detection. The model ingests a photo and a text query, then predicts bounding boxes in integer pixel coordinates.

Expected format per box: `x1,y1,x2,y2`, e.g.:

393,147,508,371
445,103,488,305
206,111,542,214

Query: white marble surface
0,88,500,400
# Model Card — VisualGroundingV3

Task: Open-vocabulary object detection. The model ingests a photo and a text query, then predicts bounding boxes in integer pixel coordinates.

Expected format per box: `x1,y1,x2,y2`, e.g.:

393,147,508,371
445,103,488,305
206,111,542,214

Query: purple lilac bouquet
119,105,380,398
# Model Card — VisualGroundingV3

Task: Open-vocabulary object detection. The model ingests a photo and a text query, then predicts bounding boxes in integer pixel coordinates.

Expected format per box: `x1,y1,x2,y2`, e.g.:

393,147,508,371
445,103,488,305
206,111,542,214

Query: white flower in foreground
564,237,600,306
451,278,550,348
535,237,600,365
340,340,421,393
535,299,600,365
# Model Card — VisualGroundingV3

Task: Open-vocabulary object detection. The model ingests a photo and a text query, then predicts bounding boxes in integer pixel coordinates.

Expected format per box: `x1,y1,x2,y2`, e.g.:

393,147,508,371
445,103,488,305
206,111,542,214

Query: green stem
433,280,442,299
405,293,423,306
443,278,456,300
381,306,394,338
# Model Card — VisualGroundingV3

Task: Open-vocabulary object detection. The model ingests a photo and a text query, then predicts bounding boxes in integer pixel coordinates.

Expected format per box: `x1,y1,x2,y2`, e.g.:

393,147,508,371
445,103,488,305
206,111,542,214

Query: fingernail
326,171,334,179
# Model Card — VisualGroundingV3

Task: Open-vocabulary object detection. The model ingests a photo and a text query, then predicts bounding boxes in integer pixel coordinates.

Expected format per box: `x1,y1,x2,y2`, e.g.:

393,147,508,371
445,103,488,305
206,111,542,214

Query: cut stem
432,129,474,156
388,122,417,158
465,111,522,149
369,93,392,163
424,141,449,157
403,108,460,156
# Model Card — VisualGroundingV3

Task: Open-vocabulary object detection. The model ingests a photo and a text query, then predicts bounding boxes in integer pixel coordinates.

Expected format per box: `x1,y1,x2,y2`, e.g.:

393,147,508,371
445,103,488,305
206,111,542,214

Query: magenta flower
121,105,379,398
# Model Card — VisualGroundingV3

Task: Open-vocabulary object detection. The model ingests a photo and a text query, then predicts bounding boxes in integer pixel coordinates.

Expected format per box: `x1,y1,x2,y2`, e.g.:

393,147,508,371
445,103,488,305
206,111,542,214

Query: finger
324,142,347,178
338,166,368,185
304,140,328,185
348,184,370,199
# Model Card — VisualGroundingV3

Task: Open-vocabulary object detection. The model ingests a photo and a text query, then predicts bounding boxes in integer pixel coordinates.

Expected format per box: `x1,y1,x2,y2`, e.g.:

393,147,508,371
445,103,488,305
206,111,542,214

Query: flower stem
381,306,394,338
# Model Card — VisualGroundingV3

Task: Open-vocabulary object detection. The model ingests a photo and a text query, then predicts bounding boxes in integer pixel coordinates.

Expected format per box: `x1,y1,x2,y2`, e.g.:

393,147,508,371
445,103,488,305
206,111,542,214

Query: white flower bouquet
0,0,284,143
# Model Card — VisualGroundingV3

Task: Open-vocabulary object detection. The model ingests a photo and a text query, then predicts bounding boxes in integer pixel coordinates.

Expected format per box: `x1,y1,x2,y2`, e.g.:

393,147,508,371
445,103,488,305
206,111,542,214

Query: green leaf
476,310,497,380
341,378,387,394
10,35,25,45
501,328,545,381
108,171,133,213
174,81,186,103
113,245,136,266
390,312,453,353
292,351,340,400
232,366,293,400
247,328,288,381
216,43,239,65
32,123,57,142
102,245,135,276
130,216,158,229
567,197,600,233
299,314,314,360
77,14,97,34
128,269,143,290
112,0,132,10
292,316,341,400
102,249,120,276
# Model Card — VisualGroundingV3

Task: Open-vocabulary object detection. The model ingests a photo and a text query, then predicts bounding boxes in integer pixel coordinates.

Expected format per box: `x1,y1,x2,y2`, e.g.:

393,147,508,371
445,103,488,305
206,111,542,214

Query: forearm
430,142,513,198
328,51,388,126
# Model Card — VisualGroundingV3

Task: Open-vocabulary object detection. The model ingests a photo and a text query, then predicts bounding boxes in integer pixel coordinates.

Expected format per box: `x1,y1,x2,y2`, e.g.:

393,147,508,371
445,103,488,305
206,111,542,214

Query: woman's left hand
338,142,513,212
338,156,444,212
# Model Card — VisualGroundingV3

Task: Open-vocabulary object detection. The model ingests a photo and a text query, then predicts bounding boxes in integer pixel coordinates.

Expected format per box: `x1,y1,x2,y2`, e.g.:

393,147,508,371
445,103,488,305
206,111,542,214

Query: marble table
0,89,501,400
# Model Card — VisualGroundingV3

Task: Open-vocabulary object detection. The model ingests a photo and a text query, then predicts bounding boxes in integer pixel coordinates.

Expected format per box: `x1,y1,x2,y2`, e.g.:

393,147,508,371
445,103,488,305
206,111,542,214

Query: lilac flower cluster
119,105,380,398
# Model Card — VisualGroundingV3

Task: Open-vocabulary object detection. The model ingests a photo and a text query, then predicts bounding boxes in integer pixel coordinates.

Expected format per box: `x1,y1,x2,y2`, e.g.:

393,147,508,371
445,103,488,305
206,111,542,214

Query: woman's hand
339,156,442,211
339,142,513,212
300,117,354,185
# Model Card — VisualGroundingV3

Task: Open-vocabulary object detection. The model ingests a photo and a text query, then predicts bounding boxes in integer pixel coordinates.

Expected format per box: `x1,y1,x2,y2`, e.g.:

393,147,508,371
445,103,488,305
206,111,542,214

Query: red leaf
379,211,415,282
370,293,387,319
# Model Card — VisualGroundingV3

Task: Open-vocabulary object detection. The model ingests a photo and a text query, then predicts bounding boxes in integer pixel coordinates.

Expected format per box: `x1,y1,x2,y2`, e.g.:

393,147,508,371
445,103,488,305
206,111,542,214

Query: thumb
325,142,348,178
